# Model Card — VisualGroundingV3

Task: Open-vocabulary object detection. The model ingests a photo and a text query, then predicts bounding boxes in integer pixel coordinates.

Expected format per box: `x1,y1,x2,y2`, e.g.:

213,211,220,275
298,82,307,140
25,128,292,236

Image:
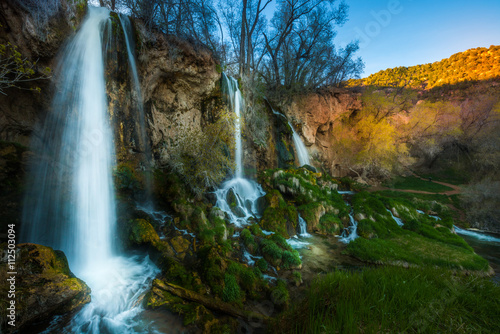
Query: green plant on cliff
0,42,50,95
167,108,236,197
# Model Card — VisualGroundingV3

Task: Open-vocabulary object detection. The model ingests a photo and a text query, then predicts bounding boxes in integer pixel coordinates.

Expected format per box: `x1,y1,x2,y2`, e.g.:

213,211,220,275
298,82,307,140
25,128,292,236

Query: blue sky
335,0,500,76
263,0,500,76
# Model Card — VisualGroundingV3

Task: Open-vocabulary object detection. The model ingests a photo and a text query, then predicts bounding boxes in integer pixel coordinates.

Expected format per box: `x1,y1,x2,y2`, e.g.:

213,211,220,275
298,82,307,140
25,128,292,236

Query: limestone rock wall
281,87,361,176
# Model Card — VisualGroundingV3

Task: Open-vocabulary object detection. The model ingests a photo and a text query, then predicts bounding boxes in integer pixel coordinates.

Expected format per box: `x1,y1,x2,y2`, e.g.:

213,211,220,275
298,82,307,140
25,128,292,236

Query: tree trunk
152,279,269,321
239,0,248,78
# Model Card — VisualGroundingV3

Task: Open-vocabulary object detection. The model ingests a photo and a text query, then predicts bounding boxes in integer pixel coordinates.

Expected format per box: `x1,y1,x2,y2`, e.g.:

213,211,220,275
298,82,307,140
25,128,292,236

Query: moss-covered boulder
0,243,90,333
258,190,298,238
128,219,160,246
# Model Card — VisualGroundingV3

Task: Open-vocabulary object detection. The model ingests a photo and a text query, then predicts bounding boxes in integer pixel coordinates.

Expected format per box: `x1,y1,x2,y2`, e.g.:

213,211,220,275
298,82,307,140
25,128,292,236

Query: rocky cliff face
0,0,86,145
282,87,361,176
137,24,220,166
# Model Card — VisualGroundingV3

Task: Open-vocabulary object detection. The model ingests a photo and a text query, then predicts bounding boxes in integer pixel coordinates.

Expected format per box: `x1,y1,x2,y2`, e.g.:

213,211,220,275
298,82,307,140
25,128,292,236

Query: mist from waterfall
214,74,265,227
21,7,159,333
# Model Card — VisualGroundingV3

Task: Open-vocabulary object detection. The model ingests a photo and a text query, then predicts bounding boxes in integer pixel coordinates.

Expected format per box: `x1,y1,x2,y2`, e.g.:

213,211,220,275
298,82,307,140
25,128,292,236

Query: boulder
0,243,90,332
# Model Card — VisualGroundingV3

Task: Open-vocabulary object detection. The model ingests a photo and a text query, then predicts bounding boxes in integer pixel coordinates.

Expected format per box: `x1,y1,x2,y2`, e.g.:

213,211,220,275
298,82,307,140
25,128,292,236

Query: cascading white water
214,74,265,227
118,14,153,197
272,109,310,166
224,74,244,177
298,215,311,237
454,226,500,243
290,125,310,166
22,7,159,333
339,207,358,243
386,208,404,226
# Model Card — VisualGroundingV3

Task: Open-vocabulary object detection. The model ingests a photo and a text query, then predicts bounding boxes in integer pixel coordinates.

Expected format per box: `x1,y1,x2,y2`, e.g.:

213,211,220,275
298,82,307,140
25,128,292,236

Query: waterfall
223,74,244,177
118,14,153,199
21,8,159,332
298,215,311,237
386,209,404,226
214,74,265,227
339,208,358,243
22,6,115,272
272,109,310,166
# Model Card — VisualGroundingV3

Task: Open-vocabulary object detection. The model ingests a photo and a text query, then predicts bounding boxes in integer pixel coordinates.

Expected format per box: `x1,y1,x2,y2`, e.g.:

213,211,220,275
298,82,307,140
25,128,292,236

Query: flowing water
456,228,500,284
118,14,153,198
21,8,160,333
214,75,265,227
272,109,310,166
386,208,404,226
338,210,359,243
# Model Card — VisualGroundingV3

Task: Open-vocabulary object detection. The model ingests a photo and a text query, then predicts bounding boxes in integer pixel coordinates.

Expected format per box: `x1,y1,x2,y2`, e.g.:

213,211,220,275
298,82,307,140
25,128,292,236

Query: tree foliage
0,42,50,95
349,45,500,89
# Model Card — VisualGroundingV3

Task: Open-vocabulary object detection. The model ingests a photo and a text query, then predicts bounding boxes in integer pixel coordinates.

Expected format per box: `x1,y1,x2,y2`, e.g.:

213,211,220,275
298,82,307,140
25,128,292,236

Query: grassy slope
274,266,500,334
384,176,454,193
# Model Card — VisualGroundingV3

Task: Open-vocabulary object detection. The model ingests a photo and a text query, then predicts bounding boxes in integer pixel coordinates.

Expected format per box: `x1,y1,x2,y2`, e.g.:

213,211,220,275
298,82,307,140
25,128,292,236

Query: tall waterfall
21,7,158,332
22,6,115,272
272,109,310,166
214,74,265,227
224,74,244,177
119,14,153,198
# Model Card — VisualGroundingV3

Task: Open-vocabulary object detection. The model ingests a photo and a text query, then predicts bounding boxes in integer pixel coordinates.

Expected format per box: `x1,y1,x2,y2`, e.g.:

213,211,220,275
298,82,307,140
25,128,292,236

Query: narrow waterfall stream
21,8,159,333
214,74,265,227
118,14,153,199
272,109,310,166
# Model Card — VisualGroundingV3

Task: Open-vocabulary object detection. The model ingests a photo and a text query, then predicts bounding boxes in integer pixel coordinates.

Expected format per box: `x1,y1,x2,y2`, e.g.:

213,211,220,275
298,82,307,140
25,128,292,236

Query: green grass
376,190,451,204
419,167,470,185
274,266,500,333
346,233,488,271
384,176,454,193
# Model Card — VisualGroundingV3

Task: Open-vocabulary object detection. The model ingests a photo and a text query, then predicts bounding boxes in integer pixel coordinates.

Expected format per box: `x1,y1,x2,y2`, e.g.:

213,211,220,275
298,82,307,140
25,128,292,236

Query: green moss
128,219,160,246
113,163,141,193
261,239,283,266
281,250,301,269
256,258,268,272
222,274,241,303
318,213,341,235
271,279,289,307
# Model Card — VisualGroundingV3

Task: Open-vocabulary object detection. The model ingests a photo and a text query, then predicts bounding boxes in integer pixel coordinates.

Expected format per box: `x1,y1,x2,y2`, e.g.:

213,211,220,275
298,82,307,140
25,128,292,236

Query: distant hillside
348,45,500,89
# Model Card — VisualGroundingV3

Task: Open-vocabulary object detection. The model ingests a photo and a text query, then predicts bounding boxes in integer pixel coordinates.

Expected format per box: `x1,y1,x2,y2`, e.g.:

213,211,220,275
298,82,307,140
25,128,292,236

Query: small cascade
386,208,404,226
298,215,312,237
214,74,265,227
454,226,500,243
272,109,310,166
339,209,358,243
21,8,159,332
214,178,265,227
287,215,312,249
118,14,153,198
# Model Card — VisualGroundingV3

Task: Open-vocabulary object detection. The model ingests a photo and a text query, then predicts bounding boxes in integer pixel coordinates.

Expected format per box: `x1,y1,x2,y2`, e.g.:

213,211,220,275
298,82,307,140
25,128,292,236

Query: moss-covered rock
128,219,160,246
259,190,298,238
0,243,90,333
298,202,325,233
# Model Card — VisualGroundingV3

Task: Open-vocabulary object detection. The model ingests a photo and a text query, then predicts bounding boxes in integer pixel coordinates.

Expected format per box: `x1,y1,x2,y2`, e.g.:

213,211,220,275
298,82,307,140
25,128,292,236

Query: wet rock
170,236,191,258
0,243,90,332
354,213,366,221
128,219,160,246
